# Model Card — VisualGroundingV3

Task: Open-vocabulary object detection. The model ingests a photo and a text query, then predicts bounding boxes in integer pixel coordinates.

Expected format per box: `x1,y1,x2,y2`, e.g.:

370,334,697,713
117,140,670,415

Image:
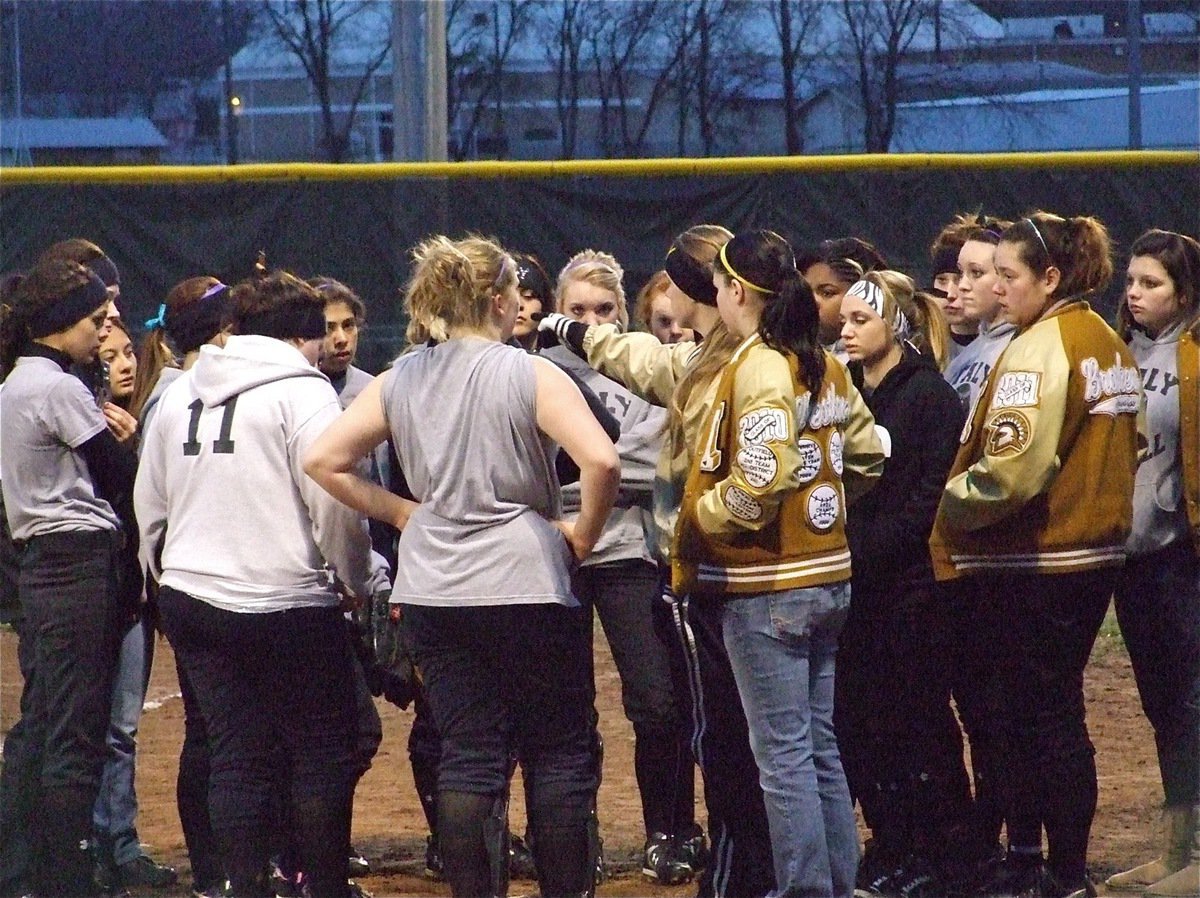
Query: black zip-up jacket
847,346,964,603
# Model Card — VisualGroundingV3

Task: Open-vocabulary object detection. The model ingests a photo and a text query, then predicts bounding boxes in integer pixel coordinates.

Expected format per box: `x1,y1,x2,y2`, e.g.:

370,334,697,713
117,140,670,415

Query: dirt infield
0,612,1161,897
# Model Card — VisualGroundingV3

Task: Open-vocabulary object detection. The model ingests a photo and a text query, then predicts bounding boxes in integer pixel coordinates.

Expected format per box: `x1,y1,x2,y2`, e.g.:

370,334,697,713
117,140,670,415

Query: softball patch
738,408,789,446
828,431,844,476
796,438,823,484
985,410,1032,456
736,446,779,489
806,484,841,531
723,485,764,522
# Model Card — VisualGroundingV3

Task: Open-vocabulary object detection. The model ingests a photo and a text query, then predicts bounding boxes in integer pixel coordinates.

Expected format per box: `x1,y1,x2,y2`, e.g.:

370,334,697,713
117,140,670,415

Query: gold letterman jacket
673,334,883,597
1178,331,1200,554
930,301,1144,580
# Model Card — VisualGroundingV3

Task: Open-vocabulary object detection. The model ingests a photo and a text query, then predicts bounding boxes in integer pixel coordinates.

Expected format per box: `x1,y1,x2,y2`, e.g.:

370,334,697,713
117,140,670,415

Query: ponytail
909,292,952,370
761,269,825,399
719,229,825,400
127,329,178,420
404,234,514,347
1003,211,1113,300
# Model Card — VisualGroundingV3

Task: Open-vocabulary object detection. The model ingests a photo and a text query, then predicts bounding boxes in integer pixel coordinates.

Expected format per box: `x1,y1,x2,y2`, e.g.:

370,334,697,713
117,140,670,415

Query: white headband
846,279,910,340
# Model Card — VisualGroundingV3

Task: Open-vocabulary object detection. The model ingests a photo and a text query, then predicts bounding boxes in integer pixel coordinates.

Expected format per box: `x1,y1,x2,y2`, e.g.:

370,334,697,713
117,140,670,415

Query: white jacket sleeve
290,394,376,599
133,404,170,584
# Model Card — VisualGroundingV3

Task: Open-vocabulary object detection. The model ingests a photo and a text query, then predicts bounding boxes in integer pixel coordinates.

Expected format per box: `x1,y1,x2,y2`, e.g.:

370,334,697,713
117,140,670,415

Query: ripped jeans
723,583,858,898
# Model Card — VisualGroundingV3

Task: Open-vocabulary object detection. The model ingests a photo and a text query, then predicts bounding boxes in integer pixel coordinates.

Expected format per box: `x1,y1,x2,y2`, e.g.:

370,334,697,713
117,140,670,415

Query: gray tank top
381,338,575,606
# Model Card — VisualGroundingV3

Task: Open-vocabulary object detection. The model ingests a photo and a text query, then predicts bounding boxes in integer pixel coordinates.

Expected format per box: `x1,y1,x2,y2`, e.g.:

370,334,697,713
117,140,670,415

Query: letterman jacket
929,301,1143,580
673,334,883,597
1176,331,1200,554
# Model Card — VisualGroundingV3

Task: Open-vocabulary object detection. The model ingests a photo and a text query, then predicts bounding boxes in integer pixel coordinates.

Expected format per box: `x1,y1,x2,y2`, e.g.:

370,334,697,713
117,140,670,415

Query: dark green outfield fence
2,152,1196,372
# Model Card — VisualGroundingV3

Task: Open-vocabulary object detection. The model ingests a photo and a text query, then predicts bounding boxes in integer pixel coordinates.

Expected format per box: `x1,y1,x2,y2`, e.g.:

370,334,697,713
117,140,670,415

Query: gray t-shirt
0,355,121,540
382,338,574,606
1127,325,1190,556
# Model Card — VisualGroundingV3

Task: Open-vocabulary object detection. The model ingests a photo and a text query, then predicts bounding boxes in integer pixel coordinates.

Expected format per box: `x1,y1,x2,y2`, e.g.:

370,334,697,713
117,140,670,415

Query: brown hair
404,234,515,345
634,270,672,331
227,270,325,340
1117,228,1200,342
0,258,95,378
310,276,366,321
932,212,1012,253
668,225,738,443
1000,211,1114,300
128,275,228,419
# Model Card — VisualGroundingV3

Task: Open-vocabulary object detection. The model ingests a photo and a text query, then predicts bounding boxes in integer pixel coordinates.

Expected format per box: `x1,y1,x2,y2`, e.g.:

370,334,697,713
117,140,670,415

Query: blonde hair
404,234,515,345
556,249,629,330
864,270,952,370
667,225,738,440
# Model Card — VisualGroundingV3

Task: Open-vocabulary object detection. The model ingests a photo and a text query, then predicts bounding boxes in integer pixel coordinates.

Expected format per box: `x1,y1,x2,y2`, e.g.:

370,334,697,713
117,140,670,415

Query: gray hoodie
1127,324,1190,556
134,334,376,612
943,319,1017,416
542,345,664,566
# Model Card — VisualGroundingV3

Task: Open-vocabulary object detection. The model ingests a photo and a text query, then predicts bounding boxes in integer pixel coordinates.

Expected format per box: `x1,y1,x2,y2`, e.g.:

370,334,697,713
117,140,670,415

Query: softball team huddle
0,211,1195,898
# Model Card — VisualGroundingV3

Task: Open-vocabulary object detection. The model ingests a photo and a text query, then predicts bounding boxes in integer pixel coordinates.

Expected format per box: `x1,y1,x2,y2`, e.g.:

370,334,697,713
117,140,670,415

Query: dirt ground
0,611,1162,897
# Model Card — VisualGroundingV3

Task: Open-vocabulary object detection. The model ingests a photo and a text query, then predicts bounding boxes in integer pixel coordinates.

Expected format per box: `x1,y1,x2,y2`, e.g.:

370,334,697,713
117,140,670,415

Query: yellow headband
719,243,775,296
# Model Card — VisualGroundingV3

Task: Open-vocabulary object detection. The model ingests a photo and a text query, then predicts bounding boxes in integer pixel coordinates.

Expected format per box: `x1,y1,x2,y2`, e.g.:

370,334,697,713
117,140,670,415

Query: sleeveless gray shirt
381,338,575,606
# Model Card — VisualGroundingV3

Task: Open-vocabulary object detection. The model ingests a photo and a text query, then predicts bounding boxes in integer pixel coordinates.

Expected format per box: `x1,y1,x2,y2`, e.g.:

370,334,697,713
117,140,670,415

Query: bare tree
445,0,533,160
672,0,761,156
585,0,685,157
541,0,588,159
771,0,827,154
260,0,391,162
839,0,929,152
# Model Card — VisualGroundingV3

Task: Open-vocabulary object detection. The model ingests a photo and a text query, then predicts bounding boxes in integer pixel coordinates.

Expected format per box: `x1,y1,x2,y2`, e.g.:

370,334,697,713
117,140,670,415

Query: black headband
30,272,108,338
932,244,960,276
664,245,718,307
516,261,552,303
89,255,120,288
237,301,326,342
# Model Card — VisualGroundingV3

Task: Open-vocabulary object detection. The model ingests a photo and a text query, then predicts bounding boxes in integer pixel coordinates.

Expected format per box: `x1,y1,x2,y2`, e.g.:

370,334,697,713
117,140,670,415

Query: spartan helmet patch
985,410,1032,456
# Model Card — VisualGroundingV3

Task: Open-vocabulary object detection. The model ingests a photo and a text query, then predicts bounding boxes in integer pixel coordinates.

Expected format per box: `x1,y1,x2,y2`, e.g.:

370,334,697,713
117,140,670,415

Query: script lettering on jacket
1081,354,1141,416
803,389,852,431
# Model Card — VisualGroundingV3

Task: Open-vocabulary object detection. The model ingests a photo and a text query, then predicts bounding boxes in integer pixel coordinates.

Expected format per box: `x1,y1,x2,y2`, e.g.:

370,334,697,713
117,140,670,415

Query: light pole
223,0,239,164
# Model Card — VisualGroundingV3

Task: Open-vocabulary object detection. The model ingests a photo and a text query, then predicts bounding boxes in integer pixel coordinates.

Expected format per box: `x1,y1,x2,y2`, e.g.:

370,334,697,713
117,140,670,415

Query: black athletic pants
652,585,774,898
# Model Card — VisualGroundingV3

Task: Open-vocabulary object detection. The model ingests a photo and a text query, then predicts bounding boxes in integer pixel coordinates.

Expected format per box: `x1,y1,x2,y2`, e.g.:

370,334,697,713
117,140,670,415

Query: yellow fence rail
1,150,1196,186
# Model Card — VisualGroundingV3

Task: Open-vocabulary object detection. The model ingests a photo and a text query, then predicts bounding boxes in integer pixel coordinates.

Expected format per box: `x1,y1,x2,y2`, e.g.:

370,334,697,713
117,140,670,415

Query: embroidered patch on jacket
991,371,1041,409
805,483,841,531
736,446,779,489
828,430,844,476
1090,393,1140,416
985,410,1032,456
738,408,789,446
1080,355,1141,416
723,485,764,521
796,438,823,483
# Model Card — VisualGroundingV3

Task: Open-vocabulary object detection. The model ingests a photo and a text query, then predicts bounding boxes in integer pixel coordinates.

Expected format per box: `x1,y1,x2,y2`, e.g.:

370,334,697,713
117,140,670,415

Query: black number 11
183,396,238,456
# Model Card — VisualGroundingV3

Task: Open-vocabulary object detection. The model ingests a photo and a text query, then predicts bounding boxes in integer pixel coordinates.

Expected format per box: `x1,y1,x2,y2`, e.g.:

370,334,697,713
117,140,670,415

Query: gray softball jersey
0,356,121,540
382,338,575,607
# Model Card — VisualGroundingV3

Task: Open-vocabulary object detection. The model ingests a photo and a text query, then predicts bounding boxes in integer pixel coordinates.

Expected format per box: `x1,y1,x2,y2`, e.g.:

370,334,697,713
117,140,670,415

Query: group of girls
0,211,1195,898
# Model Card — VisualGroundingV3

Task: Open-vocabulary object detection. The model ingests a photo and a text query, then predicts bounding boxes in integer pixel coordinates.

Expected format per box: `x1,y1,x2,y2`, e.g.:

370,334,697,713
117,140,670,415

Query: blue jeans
723,584,857,898
93,611,154,865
